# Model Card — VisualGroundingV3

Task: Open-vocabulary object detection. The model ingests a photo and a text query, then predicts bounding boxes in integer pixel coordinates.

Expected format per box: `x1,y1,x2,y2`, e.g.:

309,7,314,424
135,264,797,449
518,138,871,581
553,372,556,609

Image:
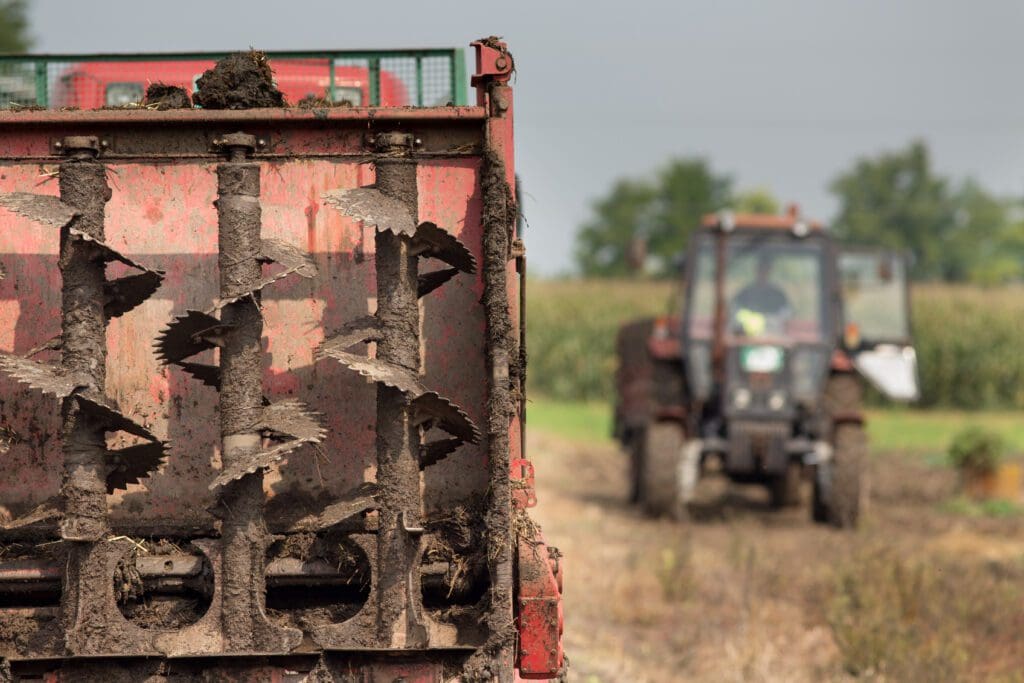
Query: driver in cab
731,256,791,337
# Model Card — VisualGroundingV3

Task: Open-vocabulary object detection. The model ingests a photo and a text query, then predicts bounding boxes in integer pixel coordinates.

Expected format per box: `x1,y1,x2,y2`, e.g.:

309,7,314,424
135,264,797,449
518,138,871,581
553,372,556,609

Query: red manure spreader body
0,40,563,682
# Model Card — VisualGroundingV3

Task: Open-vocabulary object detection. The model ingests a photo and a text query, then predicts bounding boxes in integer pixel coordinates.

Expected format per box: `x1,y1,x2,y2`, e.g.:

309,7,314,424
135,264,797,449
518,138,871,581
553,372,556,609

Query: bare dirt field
527,429,1024,683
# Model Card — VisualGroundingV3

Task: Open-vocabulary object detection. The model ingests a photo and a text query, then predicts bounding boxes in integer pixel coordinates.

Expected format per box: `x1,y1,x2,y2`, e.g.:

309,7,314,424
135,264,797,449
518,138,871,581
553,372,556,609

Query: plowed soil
528,429,1024,682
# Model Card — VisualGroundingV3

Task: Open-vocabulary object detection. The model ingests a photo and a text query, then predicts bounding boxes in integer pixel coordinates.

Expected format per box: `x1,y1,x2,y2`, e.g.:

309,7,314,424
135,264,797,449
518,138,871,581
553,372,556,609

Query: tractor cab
683,212,836,426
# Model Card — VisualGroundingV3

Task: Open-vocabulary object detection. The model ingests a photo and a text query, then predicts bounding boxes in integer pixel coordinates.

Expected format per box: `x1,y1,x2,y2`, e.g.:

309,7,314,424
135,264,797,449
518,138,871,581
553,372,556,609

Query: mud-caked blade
323,187,417,236
412,392,481,445
69,229,155,272
104,271,165,319
260,238,317,278
1,499,61,530
0,192,77,228
105,441,166,493
290,482,380,531
0,353,88,399
317,316,382,359
211,268,303,312
76,392,159,442
155,310,223,365
412,222,477,274
209,400,325,490
419,437,463,469
319,349,424,396
257,399,327,443
418,267,459,298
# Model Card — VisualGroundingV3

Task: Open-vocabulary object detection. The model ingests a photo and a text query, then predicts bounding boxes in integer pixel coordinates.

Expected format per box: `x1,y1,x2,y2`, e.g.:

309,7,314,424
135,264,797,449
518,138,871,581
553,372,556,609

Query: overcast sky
28,0,1024,274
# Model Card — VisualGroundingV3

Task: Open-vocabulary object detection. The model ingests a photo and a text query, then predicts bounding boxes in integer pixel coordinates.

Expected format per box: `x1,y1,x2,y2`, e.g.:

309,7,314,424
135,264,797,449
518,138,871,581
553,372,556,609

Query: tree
0,1,30,53
830,141,1020,282
574,178,657,277
733,187,780,214
575,159,732,277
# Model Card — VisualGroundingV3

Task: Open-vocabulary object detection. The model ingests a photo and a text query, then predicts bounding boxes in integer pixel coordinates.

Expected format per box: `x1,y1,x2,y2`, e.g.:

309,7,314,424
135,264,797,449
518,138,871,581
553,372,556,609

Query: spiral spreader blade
105,441,167,493
418,267,459,298
323,187,417,236
0,353,88,399
260,238,317,278
320,348,481,447
209,400,325,490
0,499,61,530
419,437,462,470
104,271,165,319
0,192,78,228
75,392,159,443
68,229,156,273
319,349,423,396
288,482,380,532
24,335,61,358
411,392,481,445
155,310,223,365
317,316,383,359
411,222,477,274
258,399,326,442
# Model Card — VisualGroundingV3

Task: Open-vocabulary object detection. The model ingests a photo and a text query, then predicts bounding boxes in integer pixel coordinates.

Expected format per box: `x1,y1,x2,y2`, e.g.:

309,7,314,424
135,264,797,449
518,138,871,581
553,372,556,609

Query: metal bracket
212,132,261,160
470,39,514,111
367,131,418,153
55,135,103,159
510,458,537,509
470,39,514,88
399,510,425,535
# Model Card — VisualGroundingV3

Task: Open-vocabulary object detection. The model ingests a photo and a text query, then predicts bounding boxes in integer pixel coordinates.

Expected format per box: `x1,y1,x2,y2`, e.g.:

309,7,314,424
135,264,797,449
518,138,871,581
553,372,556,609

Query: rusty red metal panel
0,153,489,527
516,531,564,679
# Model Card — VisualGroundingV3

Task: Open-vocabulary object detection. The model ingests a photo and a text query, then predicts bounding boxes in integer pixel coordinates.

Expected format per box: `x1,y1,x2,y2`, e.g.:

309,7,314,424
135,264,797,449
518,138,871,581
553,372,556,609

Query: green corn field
527,279,1024,410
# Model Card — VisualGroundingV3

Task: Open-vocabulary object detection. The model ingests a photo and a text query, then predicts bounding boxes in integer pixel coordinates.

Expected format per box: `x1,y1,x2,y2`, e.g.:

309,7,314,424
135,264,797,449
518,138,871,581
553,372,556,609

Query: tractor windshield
687,234,827,344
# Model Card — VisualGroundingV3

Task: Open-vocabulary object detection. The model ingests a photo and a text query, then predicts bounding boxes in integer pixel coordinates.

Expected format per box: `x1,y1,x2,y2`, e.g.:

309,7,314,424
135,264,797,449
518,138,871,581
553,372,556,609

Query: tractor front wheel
814,374,867,528
640,422,691,521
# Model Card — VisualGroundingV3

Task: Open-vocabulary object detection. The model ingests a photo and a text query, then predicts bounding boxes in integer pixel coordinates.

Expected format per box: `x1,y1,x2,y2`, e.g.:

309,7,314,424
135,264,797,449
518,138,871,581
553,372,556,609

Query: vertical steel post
369,58,381,106
56,137,115,653
33,60,48,108
214,133,277,650
372,133,427,647
414,56,423,107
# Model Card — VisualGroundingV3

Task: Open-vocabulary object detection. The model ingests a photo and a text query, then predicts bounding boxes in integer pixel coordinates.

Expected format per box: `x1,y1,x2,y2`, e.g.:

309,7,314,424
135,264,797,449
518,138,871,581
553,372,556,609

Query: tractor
614,208,917,527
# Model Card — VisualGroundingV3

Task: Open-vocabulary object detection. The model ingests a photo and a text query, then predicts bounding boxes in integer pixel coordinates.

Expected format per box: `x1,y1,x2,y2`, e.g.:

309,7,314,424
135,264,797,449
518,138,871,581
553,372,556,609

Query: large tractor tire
769,461,803,508
640,422,690,520
628,430,646,504
813,374,867,528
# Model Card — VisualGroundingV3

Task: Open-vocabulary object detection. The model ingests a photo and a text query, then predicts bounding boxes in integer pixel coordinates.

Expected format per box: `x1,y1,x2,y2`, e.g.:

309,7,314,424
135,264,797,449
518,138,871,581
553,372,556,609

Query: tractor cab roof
699,203,824,237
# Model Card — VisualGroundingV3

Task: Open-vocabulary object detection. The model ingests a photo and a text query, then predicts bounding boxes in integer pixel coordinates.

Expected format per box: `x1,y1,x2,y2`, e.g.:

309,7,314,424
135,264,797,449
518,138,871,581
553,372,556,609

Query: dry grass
528,426,1024,682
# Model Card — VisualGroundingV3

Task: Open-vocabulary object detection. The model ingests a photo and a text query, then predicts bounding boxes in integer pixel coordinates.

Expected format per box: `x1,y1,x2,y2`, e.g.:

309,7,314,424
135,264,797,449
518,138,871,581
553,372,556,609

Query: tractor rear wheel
813,374,866,528
641,422,689,520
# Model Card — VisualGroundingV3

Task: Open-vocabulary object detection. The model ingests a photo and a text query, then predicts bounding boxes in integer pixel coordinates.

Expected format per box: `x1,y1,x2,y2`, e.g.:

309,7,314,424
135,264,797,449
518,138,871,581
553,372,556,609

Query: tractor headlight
768,391,787,411
733,388,752,409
